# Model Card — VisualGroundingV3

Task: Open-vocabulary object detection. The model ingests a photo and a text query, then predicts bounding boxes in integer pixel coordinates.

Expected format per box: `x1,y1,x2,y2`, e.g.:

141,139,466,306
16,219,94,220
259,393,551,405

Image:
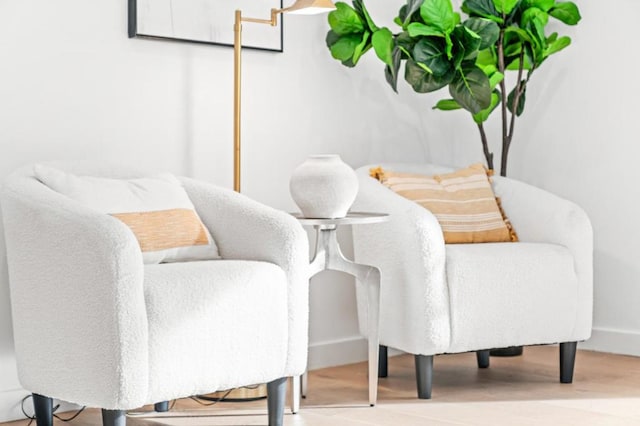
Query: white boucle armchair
1,165,309,426
352,163,593,399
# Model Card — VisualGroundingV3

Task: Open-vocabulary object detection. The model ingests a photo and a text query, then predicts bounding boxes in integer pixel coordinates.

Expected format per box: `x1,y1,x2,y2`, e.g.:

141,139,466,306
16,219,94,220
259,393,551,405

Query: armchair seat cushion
144,260,289,403
446,242,578,353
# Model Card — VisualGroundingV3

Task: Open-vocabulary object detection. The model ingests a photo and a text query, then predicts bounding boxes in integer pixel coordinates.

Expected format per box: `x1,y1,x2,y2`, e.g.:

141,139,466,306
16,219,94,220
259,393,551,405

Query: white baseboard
307,336,405,371
0,388,30,423
579,327,640,357
0,388,82,423
308,336,368,370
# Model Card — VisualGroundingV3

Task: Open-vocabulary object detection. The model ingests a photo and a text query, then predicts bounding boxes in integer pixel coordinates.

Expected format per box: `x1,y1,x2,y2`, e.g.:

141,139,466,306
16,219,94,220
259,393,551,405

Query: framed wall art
128,0,284,52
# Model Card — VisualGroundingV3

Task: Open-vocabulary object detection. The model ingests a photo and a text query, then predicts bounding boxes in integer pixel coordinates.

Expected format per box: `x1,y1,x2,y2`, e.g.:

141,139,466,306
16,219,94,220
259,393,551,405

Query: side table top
291,211,389,226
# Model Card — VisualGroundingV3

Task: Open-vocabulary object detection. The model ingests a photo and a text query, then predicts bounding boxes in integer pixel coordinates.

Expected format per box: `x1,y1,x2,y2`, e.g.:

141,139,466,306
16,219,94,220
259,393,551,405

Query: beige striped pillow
34,165,220,263
371,164,517,244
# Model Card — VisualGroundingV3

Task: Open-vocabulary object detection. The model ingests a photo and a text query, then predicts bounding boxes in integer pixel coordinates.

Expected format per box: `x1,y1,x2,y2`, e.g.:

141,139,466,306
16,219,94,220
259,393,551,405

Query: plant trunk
497,28,509,177
501,51,526,178
500,145,509,177
477,123,494,171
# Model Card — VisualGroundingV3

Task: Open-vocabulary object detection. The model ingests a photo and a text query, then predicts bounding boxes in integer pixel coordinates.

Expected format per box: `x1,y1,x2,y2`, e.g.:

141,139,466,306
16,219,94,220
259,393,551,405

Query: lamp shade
286,0,336,14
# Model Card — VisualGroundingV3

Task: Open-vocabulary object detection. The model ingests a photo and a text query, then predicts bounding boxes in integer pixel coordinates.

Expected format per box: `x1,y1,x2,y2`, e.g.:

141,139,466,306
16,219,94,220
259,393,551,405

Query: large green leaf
328,3,364,35
505,26,533,43
521,7,549,27
433,99,463,110
507,83,527,116
503,40,523,57
472,90,500,123
405,59,454,93
326,30,340,48
329,34,363,61
549,2,581,25
523,13,547,59
476,48,497,69
506,52,533,70
545,35,571,56
399,0,425,27
492,0,519,14
413,38,451,76
522,0,554,11
384,47,403,92
372,28,394,66
407,22,444,37
452,26,482,62
463,18,499,50
488,70,504,88
420,0,456,33
448,66,491,113
396,31,418,58
352,31,371,65
462,0,503,22
352,0,378,32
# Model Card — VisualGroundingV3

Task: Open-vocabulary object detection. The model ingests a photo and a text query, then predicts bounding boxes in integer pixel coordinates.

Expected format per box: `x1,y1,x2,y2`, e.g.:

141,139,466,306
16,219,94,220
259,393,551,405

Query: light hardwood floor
5,346,640,425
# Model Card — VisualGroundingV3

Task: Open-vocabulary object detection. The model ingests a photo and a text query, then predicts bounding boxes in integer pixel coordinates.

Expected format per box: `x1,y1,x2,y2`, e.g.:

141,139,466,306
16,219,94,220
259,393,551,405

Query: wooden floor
5,346,640,425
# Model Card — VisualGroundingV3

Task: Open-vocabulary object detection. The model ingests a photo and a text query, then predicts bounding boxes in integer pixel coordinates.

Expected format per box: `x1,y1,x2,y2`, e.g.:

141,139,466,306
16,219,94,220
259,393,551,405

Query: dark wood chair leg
102,409,126,426
32,394,53,426
476,350,490,368
560,341,578,383
379,345,388,378
414,354,434,399
267,377,287,426
154,401,169,412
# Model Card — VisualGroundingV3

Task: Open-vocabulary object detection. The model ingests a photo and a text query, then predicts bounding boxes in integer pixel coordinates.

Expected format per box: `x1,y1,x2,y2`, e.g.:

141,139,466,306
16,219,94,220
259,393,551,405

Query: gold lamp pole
233,0,336,192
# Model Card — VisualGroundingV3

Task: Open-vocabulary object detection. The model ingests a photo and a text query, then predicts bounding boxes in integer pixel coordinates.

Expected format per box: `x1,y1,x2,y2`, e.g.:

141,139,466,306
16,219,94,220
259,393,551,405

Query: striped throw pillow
34,165,220,264
371,164,517,244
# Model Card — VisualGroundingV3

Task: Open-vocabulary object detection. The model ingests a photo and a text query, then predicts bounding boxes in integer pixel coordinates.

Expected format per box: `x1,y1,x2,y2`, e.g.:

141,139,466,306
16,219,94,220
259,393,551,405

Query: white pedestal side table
291,212,389,413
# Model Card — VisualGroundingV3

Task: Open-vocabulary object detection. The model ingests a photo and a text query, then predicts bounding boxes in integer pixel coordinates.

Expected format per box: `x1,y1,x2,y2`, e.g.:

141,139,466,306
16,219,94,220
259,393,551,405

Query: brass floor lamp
233,0,336,192
206,0,336,404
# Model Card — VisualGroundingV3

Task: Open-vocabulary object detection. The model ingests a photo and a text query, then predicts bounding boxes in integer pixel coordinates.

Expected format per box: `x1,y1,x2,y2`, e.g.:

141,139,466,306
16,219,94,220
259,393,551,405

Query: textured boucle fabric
352,166,451,355
1,171,149,409
1,165,309,410
446,242,577,353
352,163,593,356
180,178,309,376
144,260,288,403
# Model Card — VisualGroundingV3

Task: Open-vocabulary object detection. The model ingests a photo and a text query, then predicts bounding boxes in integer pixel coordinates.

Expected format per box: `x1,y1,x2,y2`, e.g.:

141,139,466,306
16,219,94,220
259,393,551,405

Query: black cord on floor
21,395,86,423
190,389,233,406
20,395,35,421
54,406,86,421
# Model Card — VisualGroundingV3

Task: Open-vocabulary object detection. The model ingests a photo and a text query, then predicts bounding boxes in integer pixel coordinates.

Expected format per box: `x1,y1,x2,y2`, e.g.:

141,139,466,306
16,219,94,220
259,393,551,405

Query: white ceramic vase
289,155,359,219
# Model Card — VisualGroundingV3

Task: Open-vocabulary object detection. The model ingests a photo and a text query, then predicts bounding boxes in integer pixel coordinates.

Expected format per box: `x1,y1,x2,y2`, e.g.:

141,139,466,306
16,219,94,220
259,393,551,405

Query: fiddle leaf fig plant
326,0,581,176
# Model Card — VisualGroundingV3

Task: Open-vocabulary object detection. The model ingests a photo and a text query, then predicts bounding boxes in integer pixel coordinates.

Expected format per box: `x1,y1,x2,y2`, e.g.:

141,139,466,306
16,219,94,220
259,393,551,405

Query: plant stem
503,49,526,177
497,28,509,177
477,123,494,171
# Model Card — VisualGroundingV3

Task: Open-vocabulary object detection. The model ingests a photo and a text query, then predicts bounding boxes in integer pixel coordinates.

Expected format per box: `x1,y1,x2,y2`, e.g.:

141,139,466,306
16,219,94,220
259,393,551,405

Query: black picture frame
128,0,284,52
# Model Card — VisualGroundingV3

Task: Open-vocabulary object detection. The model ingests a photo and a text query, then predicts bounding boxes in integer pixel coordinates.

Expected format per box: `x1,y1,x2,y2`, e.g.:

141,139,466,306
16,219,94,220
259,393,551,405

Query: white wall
0,0,638,421
414,0,640,356
0,0,435,421
508,0,640,356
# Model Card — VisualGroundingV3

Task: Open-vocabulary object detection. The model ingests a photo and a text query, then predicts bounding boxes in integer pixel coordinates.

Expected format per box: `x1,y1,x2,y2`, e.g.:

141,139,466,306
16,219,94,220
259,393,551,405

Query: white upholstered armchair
1,165,309,426
352,163,593,398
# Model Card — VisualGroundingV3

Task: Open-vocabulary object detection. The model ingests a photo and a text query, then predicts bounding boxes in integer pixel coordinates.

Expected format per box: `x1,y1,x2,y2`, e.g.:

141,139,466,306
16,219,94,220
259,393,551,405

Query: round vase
289,155,358,219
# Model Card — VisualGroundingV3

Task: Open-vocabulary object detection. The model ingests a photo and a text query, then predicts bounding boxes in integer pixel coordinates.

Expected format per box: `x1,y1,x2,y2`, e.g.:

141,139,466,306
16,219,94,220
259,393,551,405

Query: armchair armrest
1,173,148,409
493,176,593,339
180,178,309,374
351,168,451,355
